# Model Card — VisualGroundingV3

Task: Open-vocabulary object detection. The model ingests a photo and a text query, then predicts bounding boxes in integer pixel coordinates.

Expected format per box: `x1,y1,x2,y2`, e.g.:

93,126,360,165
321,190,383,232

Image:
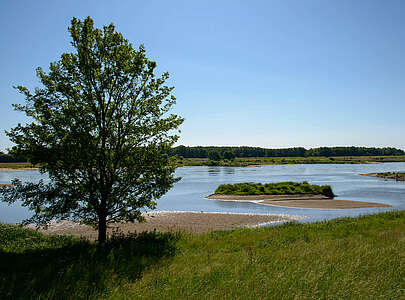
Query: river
1,162,405,223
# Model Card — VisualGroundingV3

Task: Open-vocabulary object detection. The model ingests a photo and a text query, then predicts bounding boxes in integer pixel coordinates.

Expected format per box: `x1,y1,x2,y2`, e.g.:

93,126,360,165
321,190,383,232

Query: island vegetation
208,182,390,209
1,211,404,299
214,181,335,198
362,172,405,182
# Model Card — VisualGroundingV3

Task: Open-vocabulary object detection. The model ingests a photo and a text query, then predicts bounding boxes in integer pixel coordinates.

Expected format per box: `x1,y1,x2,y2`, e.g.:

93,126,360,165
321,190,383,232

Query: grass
0,162,36,169
178,155,405,167
214,181,335,198
0,226,180,300
2,155,405,170
1,211,405,299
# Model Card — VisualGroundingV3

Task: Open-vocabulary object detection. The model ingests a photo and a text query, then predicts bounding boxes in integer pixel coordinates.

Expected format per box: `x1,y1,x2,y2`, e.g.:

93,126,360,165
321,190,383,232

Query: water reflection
223,167,235,175
207,167,221,176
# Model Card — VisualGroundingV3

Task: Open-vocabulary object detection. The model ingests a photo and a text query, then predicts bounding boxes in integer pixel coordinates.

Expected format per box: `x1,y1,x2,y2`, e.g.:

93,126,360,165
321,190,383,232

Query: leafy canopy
1,17,183,241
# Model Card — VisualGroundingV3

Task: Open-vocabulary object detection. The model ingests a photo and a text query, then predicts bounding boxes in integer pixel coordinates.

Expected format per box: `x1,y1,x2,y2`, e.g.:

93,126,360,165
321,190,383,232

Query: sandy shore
260,199,391,209
32,211,303,240
0,184,13,187
206,194,391,209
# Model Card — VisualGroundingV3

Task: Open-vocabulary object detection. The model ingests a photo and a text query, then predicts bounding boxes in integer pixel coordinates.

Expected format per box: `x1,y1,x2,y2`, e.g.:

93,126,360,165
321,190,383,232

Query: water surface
1,163,404,223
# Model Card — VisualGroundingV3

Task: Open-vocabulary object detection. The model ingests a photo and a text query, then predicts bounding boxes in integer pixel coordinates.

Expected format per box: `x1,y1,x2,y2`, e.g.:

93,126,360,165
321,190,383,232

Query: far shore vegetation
214,182,335,198
178,155,405,167
2,155,405,170
1,210,404,299
2,146,405,170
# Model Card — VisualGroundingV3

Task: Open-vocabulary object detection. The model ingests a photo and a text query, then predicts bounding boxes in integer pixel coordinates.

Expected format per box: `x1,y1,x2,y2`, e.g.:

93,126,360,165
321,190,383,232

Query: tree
0,17,184,243
207,151,221,161
222,151,235,161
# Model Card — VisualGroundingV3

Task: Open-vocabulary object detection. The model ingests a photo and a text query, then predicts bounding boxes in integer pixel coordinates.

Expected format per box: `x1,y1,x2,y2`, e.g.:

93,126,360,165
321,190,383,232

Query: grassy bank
214,182,335,198
1,155,405,170
1,211,405,299
0,162,36,169
178,155,405,167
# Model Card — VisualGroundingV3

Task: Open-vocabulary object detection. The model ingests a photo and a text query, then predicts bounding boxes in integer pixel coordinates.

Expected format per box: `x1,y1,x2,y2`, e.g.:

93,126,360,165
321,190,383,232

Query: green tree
207,151,221,161
0,17,183,243
222,151,235,161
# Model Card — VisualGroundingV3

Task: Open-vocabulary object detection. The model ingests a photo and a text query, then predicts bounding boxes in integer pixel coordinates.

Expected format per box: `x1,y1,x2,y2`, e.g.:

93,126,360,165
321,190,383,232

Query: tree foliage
170,146,404,159
215,182,335,198
222,151,235,160
1,17,183,243
207,151,221,161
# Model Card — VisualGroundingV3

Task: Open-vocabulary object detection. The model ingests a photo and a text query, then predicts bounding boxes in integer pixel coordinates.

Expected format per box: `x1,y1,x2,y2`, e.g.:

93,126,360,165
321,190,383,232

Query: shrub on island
214,181,335,198
375,172,405,181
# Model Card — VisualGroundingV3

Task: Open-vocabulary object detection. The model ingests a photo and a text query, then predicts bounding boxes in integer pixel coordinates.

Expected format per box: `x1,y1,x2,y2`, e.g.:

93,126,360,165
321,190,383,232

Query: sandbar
361,173,405,182
32,211,303,240
206,194,391,209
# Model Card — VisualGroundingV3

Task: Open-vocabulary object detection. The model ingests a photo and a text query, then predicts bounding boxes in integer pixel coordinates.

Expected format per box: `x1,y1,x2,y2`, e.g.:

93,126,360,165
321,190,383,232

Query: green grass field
1,211,405,299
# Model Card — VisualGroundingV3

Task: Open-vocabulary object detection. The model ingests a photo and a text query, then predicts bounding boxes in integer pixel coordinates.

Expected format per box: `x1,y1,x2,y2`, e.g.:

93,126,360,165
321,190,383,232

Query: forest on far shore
170,146,405,159
1,146,404,163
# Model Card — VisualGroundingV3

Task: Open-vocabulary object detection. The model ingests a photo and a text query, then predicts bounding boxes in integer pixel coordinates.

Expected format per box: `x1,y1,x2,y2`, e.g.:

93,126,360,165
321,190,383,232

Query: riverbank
2,155,405,170
0,162,39,171
206,194,391,209
2,211,404,299
179,155,405,167
31,211,302,239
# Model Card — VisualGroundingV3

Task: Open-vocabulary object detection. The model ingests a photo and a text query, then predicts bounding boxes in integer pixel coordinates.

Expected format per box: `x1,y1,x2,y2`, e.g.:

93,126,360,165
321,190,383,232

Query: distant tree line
0,151,27,163
1,146,404,163
170,146,405,159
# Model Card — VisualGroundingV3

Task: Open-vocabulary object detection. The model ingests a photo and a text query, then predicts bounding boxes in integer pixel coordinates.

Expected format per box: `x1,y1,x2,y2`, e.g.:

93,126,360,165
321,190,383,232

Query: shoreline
206,194,391,209
0,167,39,172
1,158,405,171
361,173,405,182
31,211,304,239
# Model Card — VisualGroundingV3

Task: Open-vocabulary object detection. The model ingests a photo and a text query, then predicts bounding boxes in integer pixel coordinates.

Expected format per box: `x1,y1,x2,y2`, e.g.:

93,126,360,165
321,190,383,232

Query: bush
214,182,335,198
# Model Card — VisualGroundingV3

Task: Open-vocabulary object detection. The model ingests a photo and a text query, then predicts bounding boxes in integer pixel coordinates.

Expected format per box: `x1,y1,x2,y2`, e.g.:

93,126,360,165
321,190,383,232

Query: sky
0,0,404,152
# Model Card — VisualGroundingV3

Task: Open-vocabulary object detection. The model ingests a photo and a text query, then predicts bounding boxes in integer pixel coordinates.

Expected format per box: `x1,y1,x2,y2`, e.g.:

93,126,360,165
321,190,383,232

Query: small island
361,172,405,182
207,182,391,209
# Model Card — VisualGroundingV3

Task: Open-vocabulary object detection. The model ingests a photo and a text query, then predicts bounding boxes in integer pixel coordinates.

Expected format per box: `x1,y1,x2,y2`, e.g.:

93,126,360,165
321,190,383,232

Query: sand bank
32,211,302,240
206,194,391,209
207,194,330,201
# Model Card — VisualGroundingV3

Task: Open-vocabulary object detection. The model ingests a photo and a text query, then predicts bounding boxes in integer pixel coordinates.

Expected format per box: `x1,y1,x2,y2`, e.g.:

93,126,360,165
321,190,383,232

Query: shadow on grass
0,230,180,299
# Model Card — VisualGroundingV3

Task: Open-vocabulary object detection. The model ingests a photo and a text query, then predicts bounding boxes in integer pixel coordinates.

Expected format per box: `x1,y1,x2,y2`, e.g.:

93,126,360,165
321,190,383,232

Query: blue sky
1,0,404,151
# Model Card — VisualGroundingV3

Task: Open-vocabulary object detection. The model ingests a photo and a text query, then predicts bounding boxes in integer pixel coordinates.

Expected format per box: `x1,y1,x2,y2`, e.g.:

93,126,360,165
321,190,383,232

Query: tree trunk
98,214,107,244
